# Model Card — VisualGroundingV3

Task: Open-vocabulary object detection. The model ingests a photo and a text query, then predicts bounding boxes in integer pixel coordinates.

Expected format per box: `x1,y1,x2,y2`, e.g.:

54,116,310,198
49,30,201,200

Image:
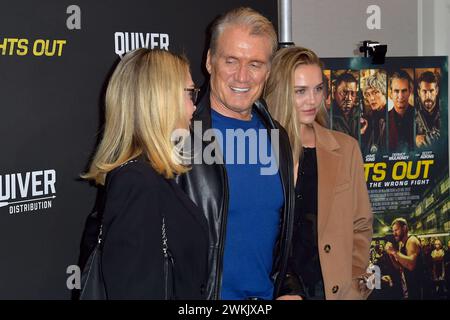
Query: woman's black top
292,147,325,299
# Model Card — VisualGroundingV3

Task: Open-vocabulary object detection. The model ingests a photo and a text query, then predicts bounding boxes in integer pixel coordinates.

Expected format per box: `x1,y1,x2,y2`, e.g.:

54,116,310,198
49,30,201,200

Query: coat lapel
313,122,341,239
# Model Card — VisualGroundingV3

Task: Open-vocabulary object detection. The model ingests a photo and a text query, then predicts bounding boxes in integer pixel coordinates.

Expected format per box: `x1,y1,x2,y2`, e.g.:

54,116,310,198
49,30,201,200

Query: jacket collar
193,84,213,134
313,121,340,152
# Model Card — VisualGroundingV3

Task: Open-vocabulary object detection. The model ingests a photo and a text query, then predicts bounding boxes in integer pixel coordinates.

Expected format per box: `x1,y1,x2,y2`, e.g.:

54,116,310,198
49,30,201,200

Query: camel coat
312,121,373,299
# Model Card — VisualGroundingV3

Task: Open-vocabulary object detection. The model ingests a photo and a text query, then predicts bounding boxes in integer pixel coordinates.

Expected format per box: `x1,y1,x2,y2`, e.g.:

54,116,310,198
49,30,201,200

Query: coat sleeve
101,167,165,299
350,142,373,299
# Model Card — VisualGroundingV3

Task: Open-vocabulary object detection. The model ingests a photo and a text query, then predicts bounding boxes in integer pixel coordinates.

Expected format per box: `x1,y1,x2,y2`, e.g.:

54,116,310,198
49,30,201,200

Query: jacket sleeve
101,167,165,299
350,142,373,299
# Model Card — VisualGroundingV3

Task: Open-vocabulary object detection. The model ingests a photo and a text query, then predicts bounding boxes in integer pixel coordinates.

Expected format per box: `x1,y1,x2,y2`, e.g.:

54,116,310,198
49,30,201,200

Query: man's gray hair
209,7,277,58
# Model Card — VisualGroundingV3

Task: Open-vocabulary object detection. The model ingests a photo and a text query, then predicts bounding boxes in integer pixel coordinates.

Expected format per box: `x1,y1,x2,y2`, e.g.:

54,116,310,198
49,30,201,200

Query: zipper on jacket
214,163,229,300
164,251,169,299
273,134,294,297
163,248,175,299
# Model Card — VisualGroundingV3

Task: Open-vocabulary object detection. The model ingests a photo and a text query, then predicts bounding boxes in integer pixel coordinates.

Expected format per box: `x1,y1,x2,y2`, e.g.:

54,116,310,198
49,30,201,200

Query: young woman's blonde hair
264,46,328,165
83,48,191,185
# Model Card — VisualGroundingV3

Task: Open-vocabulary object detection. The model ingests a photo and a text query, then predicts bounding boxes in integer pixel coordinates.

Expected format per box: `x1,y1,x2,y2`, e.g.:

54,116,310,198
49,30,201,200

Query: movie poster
322,57,449,299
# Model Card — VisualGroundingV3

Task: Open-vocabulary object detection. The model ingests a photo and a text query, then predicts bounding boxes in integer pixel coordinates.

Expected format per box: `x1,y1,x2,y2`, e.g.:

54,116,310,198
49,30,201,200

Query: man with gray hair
388,70,415,152
176,7,301,300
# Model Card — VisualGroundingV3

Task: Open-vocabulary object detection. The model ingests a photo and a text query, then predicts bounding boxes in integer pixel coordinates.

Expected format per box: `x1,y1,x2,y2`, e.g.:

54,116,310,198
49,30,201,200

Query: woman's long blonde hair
83,48,191,185
264,46,328,165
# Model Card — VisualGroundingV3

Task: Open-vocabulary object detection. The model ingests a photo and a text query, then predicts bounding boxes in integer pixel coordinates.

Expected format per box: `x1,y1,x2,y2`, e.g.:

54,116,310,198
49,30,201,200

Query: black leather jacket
176,91,298,299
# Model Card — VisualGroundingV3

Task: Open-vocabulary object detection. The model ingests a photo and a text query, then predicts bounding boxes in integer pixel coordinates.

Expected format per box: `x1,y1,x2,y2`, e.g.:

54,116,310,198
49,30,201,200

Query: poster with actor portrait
322,56,449,300
330,69,361,141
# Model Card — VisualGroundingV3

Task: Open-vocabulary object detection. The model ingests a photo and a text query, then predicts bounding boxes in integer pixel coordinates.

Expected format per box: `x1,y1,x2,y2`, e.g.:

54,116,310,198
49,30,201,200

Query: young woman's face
293,64,324,126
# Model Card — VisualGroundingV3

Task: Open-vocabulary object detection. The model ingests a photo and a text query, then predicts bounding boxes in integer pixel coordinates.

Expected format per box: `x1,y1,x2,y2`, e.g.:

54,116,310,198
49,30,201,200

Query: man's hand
385,242,396,256
381,275,393,287
416,134,426,147
276,295,303,300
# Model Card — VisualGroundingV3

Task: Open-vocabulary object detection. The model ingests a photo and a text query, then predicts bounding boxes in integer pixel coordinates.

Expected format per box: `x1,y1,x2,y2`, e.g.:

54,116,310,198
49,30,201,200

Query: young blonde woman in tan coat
265,47,373,300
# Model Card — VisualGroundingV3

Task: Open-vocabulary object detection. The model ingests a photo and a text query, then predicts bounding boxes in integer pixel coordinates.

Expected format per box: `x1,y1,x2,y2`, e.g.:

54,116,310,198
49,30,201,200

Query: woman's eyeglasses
184,88,200,104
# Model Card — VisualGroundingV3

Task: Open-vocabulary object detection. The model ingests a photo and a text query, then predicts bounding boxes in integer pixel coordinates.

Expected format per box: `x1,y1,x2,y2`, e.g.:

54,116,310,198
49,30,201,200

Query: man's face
418,81,439,113
364,87,386,111
206,25,272,119
390,78,411,116
335,81,357,117
392,223,406,242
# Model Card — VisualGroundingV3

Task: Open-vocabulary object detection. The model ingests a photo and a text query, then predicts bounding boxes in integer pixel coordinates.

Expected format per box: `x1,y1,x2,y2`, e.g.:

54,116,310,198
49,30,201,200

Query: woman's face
364,87,386,111
293,64,324,126
434,240,442,250
184,73,197,123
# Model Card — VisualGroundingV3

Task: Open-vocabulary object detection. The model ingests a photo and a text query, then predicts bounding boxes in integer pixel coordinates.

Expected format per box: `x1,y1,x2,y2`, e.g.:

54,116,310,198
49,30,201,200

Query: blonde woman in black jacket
81,48,208,299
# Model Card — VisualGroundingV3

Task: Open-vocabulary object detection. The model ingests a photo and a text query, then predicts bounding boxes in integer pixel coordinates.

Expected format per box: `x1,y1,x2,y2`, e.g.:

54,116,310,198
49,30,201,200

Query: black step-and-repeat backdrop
0,1,277,299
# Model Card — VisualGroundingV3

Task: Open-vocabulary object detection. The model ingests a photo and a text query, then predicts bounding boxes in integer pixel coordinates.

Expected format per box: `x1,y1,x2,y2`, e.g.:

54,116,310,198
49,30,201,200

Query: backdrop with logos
0,0,277,299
